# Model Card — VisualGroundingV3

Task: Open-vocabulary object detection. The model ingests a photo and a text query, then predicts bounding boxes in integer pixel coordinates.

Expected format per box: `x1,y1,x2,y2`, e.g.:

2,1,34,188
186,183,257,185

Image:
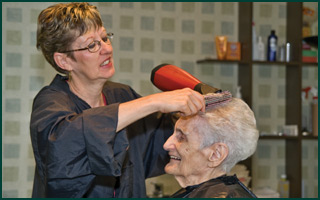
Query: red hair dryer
151,64,221,94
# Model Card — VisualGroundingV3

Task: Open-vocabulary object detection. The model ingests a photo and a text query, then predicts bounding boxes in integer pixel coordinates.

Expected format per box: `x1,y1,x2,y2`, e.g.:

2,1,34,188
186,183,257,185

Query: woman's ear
207,143,228,168
53,52,73,72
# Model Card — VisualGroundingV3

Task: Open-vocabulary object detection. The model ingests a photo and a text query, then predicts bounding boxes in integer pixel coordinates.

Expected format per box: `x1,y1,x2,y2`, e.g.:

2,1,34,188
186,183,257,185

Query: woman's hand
117,88,205,132
152,88,205,116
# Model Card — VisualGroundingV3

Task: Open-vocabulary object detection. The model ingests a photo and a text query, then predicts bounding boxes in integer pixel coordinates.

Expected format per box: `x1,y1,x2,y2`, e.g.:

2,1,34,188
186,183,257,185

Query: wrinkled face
163,116,209,183
68,26,115,83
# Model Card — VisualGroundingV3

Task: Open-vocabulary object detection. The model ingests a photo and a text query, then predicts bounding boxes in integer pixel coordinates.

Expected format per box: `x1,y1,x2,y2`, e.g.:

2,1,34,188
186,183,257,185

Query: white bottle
257,36,265,61
235,86,242,99
311,86,318,136
252,22,258,60
278,174,290,198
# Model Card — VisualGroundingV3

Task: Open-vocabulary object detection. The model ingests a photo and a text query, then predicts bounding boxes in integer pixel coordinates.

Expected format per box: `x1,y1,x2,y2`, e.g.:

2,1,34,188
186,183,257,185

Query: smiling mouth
100,59,110,66
170,155,181,161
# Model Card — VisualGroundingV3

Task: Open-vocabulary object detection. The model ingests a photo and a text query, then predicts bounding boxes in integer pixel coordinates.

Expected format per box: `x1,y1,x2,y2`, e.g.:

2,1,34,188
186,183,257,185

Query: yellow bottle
278,174,290,198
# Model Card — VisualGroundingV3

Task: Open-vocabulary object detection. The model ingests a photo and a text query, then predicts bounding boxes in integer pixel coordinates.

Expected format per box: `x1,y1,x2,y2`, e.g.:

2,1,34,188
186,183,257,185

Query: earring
68,72,72,81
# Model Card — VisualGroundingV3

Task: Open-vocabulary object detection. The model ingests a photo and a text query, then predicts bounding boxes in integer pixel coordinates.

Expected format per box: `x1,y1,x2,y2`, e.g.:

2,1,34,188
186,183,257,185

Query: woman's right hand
151,88,205,116
117,88,205,132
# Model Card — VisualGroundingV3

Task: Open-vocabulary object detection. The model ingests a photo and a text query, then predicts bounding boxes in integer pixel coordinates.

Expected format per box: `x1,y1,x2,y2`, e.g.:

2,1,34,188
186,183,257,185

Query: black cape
30,74,174,198
171,175,257,198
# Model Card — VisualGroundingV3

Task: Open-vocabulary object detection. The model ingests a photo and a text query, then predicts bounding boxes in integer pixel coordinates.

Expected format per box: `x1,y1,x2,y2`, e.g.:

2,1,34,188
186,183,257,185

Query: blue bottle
267,30,278,61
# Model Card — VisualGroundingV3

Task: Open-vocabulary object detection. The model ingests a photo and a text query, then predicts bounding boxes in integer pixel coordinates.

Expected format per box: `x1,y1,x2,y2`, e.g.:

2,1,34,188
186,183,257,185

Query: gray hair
197,98,259,173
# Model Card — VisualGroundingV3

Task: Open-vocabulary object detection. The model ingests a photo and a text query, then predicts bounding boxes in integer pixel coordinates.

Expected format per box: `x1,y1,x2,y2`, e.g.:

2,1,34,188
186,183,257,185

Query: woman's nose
100,39,112,54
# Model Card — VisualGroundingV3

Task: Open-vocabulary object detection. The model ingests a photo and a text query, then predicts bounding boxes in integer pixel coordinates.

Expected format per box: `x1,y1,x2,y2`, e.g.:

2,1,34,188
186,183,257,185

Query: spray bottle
311,87,318,136
301,86,318,135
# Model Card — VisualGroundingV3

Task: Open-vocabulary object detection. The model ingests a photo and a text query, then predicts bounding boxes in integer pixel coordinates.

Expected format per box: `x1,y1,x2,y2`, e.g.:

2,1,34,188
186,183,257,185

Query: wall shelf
302,62,318,66
259,136,299,140
196,58,249,64
301,135,318,140
197,58,318,67
259,135,318,140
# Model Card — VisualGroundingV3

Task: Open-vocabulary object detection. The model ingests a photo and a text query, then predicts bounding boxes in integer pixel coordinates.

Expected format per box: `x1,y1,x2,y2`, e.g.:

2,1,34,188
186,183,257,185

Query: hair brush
204,91,232,111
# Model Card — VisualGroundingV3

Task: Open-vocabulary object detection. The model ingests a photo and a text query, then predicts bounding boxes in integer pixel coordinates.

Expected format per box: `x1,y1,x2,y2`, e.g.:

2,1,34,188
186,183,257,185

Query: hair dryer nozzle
194,83,222,94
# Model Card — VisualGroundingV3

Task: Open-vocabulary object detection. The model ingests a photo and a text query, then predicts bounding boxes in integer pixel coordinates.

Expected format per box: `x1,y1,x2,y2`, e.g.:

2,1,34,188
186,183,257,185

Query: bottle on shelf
235,86,242,99
311,87,318,136
278,44,285,62
312,96,318,136
267,30,278,61
252,22,258,60
278,174,290,198
286,42,291,62
257,36,265,61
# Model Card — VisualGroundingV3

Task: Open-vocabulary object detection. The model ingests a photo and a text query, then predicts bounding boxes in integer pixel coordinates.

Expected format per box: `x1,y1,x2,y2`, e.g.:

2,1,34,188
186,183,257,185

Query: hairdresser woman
30,2,205,198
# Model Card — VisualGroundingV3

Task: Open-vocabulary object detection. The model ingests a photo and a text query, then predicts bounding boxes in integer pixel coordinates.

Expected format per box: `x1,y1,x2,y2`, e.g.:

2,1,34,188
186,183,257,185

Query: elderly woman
163,96,259,198
30,2,205,198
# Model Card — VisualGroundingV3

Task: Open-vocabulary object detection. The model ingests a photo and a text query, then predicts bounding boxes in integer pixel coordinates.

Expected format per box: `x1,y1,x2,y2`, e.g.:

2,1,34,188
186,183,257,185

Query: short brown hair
36,2,103,74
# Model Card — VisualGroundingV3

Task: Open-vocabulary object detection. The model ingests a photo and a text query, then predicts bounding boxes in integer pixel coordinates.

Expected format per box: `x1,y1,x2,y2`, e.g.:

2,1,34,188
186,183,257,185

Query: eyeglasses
61,32,114,53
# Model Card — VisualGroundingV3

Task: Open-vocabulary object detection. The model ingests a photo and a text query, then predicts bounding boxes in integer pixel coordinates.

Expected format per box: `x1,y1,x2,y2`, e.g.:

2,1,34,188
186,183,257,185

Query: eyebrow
83,36,94,44
176,127,186,136
82,28,107,43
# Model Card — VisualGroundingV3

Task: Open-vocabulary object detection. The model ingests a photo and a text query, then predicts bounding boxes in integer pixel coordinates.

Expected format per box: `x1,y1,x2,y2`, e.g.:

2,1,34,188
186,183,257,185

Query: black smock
171,175,257,198
30,74,173,198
